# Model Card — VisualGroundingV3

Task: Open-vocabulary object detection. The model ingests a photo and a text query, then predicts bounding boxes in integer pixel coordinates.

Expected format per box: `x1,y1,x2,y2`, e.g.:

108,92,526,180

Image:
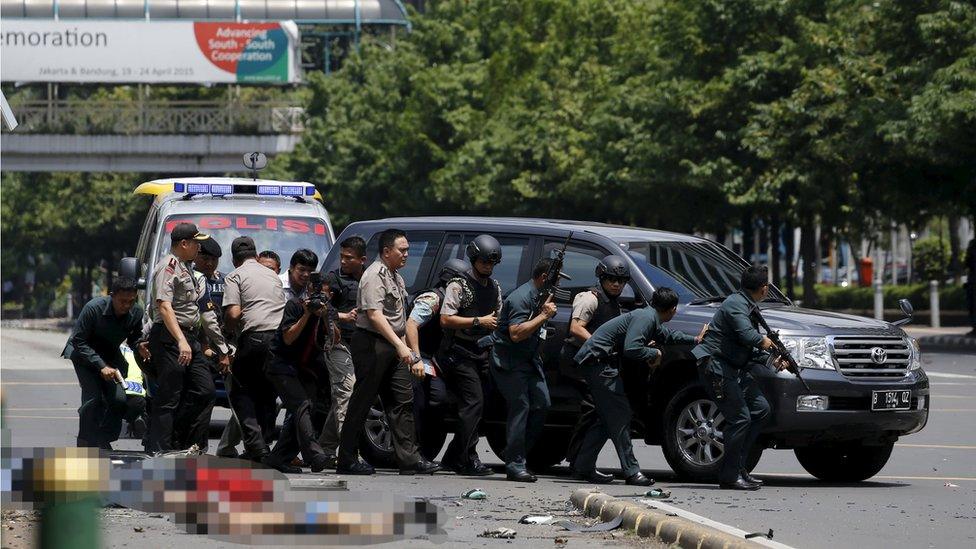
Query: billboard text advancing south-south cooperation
0,20,302,84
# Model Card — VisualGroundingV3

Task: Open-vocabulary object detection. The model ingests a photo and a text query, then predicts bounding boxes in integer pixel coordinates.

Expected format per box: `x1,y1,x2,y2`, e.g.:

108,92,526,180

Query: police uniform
437,270,502,473
338,259,424,471
573,308,696,481
563,285,622,467
147,247,217,454
691,291,771,486
62,295,144,448
223,251,286,462
489,279,552,477
325,269,360,346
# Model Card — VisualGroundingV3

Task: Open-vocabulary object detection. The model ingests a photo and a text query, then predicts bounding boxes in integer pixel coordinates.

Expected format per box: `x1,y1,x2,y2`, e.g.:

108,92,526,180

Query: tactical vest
563,285,621,351
328,269,360,343
439,270,500,354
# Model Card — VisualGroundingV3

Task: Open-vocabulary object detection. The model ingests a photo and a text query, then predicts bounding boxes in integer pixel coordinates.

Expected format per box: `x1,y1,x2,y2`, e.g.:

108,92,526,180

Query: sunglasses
605,276,629,284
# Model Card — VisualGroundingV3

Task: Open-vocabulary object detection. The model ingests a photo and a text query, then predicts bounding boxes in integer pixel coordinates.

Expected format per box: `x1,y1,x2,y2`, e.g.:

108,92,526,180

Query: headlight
907,337,922,370
778,336,835,370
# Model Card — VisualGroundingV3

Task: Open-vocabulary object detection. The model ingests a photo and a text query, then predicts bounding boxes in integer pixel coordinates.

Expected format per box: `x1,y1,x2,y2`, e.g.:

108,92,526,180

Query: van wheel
484,423,567,471
794,442,893,482
358,399,396,468
661,385,761,481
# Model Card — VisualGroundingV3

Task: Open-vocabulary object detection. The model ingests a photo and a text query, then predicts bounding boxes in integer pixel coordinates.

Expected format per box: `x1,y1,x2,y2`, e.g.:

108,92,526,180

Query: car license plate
871,390,911,411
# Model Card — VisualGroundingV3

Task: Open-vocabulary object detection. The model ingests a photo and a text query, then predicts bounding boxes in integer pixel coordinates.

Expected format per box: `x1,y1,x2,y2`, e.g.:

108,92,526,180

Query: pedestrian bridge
1,99,305,172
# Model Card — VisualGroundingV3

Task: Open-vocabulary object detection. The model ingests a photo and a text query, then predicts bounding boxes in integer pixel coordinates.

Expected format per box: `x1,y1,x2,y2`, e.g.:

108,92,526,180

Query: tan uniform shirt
356,259,407,337
151,253,200,328
223,258,285,333
571,291,599,324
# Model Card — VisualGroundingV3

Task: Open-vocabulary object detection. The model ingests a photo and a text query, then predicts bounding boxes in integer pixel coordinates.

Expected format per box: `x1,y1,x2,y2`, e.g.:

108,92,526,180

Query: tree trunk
800,217,819,308
784,219,796,300
770,213,782,287
948,216,961,284
741,211,754,262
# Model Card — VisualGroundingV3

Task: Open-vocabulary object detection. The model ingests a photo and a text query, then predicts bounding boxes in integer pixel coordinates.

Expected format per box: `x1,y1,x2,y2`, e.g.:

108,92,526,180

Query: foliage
913,236,952,283
805,282,966,311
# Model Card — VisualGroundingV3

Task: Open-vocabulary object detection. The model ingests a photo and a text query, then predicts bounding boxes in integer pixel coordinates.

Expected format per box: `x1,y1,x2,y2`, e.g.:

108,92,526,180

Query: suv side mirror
119,257,146,289
892,298,914,326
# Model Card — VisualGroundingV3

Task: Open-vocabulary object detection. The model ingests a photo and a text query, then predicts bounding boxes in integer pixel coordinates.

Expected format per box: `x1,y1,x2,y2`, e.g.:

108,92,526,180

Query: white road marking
757,472,976,482
926,371,976,379
638,498,797,549
896,443,976,450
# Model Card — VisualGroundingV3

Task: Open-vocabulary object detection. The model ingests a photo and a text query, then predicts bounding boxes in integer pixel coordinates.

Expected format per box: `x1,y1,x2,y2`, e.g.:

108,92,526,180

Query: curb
570,488,760,549
917,335,976,354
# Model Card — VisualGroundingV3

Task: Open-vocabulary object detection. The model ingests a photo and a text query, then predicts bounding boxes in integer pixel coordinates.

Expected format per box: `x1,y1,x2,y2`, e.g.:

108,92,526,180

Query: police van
120,171,336,407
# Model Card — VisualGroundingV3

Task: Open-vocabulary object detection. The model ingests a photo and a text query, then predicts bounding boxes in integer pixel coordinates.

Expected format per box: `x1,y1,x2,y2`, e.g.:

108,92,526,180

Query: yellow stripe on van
133,181,174,198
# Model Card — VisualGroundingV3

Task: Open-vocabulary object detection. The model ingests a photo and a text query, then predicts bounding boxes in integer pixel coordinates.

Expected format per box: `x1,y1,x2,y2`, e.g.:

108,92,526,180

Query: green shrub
799,283,966,311
913,237,950,282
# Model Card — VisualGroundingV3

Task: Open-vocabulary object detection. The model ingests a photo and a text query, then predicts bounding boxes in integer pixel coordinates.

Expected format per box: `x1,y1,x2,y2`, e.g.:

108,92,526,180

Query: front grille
830,336,911,378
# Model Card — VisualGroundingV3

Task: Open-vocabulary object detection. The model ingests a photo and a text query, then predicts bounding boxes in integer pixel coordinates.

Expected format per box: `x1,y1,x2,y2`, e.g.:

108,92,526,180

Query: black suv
324,217,929,482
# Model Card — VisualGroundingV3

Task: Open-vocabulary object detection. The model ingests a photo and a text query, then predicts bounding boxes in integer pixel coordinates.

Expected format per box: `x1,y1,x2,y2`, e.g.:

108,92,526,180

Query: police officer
404,258,471,461
436,235,504,476
489,258,558,482
573,287,705,485
62,276,144,449
223,236,287,469
563,256,630,468
147,223,227,454
194,238,226,314
692,265,784,491
337,229,439,476
317,238,364,465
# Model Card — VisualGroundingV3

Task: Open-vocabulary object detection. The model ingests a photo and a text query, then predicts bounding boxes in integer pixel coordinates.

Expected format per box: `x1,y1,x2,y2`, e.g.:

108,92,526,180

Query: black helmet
438,258,470,284
596,255,630,280
465,234,502,264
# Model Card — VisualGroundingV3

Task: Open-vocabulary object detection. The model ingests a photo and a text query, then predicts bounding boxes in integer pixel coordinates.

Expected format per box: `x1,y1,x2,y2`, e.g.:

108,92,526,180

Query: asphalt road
2,327,973,548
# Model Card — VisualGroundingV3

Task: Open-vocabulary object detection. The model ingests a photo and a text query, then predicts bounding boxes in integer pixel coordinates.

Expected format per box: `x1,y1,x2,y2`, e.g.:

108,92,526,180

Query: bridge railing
3,100,305,135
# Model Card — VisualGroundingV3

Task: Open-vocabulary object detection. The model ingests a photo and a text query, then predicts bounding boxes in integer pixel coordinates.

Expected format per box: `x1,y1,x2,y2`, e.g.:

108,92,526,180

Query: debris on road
745,528,774,540
479,527,517,539
944,482,959,488
462,488,487,500
518,514,554,525
554,537,568,546
553,514,623,533
133,527,145,533
644,488,671,499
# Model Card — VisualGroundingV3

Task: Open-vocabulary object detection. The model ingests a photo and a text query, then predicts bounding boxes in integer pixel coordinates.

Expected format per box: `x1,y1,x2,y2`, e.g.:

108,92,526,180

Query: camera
307,272,328,312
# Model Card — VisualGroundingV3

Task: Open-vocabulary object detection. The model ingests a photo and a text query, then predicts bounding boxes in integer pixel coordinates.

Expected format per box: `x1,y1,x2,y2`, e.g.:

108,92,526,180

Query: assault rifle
750,309,812,392
534,232,573,313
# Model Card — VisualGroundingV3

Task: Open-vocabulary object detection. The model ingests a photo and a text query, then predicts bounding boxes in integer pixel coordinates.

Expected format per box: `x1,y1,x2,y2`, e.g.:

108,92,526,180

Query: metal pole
890,223,898,286
874,277,884,321
930,280,940,329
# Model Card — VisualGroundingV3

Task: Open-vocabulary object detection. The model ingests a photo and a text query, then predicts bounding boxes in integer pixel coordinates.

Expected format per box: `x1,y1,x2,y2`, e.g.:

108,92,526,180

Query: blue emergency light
170,182,316,198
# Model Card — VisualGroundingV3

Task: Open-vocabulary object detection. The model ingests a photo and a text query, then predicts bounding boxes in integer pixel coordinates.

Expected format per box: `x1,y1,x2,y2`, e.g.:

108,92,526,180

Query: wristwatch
472,316,481,328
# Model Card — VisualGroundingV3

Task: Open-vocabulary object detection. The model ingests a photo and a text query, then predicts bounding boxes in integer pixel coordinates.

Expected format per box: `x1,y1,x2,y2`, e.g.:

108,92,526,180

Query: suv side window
364,231,444,294
542,239,607,303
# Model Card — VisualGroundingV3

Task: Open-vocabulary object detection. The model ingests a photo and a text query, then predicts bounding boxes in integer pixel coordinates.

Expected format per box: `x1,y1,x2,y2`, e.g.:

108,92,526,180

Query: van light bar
170,182,315,197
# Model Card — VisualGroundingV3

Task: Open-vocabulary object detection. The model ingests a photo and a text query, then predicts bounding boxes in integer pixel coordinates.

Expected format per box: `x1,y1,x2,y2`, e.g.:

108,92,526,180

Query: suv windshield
156,214,331,274
625,241,788,304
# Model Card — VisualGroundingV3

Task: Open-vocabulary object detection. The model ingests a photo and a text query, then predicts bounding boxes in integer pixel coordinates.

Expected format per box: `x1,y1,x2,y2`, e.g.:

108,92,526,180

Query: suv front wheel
661,384,761,481
794,442,894,482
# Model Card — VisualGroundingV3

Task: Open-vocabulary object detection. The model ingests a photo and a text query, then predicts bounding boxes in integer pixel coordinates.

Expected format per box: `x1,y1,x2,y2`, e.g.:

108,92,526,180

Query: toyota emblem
870,347,888,364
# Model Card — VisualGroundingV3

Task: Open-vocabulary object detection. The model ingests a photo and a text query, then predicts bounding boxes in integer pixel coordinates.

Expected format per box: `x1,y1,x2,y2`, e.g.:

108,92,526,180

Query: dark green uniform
691,291,771,484
489,280,551,473
573,308,695,477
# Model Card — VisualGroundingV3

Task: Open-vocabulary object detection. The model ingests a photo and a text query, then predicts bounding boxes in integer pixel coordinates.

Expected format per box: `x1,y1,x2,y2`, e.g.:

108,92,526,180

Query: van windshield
156,214,332,274
625,241,788,304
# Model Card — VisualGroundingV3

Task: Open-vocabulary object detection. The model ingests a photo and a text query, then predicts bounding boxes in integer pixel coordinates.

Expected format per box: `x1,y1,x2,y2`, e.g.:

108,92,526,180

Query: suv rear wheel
794,442,894,482
661,384,761,481
359,399,396,468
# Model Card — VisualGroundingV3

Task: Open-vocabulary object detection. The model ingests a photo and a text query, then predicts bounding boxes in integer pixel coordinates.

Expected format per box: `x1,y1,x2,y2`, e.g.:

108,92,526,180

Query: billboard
0,20,301,84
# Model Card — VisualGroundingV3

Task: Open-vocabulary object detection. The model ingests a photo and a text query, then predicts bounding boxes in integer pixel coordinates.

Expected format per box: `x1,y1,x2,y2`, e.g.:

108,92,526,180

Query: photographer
264,272,334,472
